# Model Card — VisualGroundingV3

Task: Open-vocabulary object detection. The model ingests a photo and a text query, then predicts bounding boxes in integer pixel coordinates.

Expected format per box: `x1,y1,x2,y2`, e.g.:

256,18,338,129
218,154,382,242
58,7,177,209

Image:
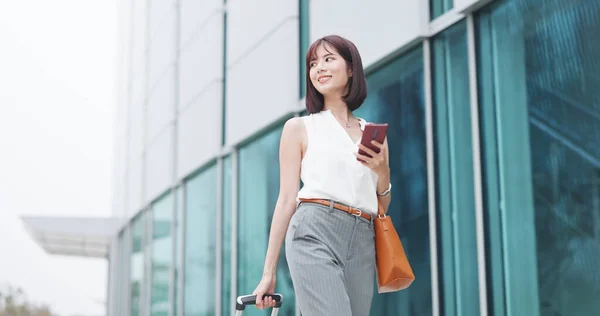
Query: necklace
332,112,353,128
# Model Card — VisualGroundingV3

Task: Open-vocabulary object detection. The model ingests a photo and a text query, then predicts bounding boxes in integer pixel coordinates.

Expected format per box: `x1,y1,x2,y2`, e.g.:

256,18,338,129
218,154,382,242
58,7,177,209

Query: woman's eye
326,57,333,62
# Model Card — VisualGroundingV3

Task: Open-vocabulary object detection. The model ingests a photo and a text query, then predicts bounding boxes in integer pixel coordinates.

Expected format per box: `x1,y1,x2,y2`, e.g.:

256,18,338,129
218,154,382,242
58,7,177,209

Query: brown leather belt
298,198,372,221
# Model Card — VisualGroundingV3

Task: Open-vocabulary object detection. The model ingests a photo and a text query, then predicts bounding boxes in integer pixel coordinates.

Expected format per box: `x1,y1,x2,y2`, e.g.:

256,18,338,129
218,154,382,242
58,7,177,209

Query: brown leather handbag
374,198,415,293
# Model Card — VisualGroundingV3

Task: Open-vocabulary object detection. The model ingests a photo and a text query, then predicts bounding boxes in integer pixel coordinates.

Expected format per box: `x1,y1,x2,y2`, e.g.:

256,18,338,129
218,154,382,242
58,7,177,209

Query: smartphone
357,123,388,162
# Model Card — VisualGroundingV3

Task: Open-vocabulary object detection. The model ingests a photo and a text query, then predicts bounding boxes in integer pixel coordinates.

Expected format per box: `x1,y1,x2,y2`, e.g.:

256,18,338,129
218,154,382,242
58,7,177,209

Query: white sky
0,1,118,315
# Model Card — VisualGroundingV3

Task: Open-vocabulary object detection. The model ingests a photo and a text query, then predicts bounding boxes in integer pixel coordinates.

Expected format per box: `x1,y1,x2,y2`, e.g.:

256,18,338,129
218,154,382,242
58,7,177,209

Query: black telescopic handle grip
236,293,283,311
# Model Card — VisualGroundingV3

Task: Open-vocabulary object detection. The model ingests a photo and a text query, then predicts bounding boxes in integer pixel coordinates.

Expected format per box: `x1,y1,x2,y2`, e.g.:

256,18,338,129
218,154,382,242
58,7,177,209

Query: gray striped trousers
285,201,376,316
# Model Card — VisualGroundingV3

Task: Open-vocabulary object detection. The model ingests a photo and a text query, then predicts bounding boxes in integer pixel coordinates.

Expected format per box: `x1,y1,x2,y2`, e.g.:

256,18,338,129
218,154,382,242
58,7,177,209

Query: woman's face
309,43,351,97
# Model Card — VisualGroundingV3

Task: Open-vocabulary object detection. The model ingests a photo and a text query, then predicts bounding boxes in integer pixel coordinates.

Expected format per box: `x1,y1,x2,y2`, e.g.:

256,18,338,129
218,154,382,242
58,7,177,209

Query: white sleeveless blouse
296,109,380,217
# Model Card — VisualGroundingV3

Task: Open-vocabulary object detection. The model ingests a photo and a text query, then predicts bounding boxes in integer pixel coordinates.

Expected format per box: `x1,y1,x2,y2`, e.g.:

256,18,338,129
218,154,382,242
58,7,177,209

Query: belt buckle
350,207,362,217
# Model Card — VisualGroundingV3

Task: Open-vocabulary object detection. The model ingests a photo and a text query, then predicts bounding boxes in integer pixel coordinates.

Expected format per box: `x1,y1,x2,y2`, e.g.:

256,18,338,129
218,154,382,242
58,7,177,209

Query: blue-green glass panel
237,127,296,316
131,214,145,316
174,186,183,316
432,21,479,316
184,165,218,316
355,46,431,316
151,194,173,316
299,0,309,98
477,0,600,315
476,10,507,316
221,156,233,316
431,0,453,20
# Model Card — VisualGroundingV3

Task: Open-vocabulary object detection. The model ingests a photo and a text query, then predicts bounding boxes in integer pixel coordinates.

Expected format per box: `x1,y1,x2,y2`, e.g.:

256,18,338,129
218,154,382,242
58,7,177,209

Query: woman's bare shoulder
281,117,308,156
282,116,306,136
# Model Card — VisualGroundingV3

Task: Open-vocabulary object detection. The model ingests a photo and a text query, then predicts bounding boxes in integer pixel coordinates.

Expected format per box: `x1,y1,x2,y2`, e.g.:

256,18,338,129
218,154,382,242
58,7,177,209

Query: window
431,0,453,20
151,193,173,316
355,46,431,316
131,213,146,316
299,0,310,98
432,21,480,316
117,231,128,316
183,165,218,316
237,127,296,316
174,186,183,316
221,156,233,316
477,0,600,315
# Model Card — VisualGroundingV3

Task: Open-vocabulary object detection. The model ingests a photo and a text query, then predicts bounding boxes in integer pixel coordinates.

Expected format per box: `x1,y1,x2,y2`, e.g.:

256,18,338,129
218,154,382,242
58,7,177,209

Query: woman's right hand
252,274,277,310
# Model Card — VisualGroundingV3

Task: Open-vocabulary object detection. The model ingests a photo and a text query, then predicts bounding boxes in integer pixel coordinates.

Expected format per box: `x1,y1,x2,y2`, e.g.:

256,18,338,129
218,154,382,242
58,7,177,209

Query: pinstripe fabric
285,201,376,316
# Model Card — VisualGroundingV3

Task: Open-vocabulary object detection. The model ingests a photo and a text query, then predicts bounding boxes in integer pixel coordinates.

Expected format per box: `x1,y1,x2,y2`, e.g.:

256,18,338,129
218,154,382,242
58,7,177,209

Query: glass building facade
106,0,600,315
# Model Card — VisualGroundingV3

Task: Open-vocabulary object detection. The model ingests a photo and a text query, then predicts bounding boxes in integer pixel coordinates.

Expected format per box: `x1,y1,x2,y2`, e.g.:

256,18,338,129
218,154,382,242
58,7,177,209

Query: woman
252,34,392,316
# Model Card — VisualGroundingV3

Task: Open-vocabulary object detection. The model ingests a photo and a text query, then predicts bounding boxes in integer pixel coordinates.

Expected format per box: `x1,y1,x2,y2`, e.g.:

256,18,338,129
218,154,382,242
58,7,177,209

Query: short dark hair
305,35,367,114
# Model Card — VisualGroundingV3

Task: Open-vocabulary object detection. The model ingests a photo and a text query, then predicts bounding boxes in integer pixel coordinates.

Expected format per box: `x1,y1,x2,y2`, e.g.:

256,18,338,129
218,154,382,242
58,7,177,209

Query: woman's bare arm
261,116,305,277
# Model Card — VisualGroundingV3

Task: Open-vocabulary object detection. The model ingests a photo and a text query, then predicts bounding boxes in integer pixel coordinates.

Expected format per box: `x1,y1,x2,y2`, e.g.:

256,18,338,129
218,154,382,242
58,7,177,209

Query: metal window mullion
169,0,182,313
105,241,112,315
168,189,177,316
429,8,464,37
109,240,115,316
138,214,145,316
168,193,177,312
423,38,441,316
128,229,133,316
222,1,228,147
125,227,132,316
142,0,150,205
142,0,151,311
444,36,463,315
146,208,154,316
467,13,489,316
138,212,145,316
216,158,224,316
124,0,134,223
218,0,228,309
151,209,154,316
178,183,187,316
231,150,239,315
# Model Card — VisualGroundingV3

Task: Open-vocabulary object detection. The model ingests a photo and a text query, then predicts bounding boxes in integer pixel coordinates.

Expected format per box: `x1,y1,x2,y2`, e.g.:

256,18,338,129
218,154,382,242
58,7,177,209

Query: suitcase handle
236,293,283,311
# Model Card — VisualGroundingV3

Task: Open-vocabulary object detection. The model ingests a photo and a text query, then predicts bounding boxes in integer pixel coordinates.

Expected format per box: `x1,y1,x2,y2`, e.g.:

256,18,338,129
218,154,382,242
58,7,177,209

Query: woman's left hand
355,140,390,177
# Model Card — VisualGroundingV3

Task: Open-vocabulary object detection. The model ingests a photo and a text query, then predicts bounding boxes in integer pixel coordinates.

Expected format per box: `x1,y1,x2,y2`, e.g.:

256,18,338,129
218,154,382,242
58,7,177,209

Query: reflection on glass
174,186,183,316
131,213,145,316
477,0,600,315
355,46,431,316
238,127,296,316
184,165,218,316
431,0,453,20
299,0,309,98
432,21,480,316
222,156,233,316
151,194,173,316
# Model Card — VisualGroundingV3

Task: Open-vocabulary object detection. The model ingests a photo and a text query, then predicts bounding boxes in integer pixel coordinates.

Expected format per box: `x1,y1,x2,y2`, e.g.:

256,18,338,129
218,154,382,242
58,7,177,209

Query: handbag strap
377,197,386,217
